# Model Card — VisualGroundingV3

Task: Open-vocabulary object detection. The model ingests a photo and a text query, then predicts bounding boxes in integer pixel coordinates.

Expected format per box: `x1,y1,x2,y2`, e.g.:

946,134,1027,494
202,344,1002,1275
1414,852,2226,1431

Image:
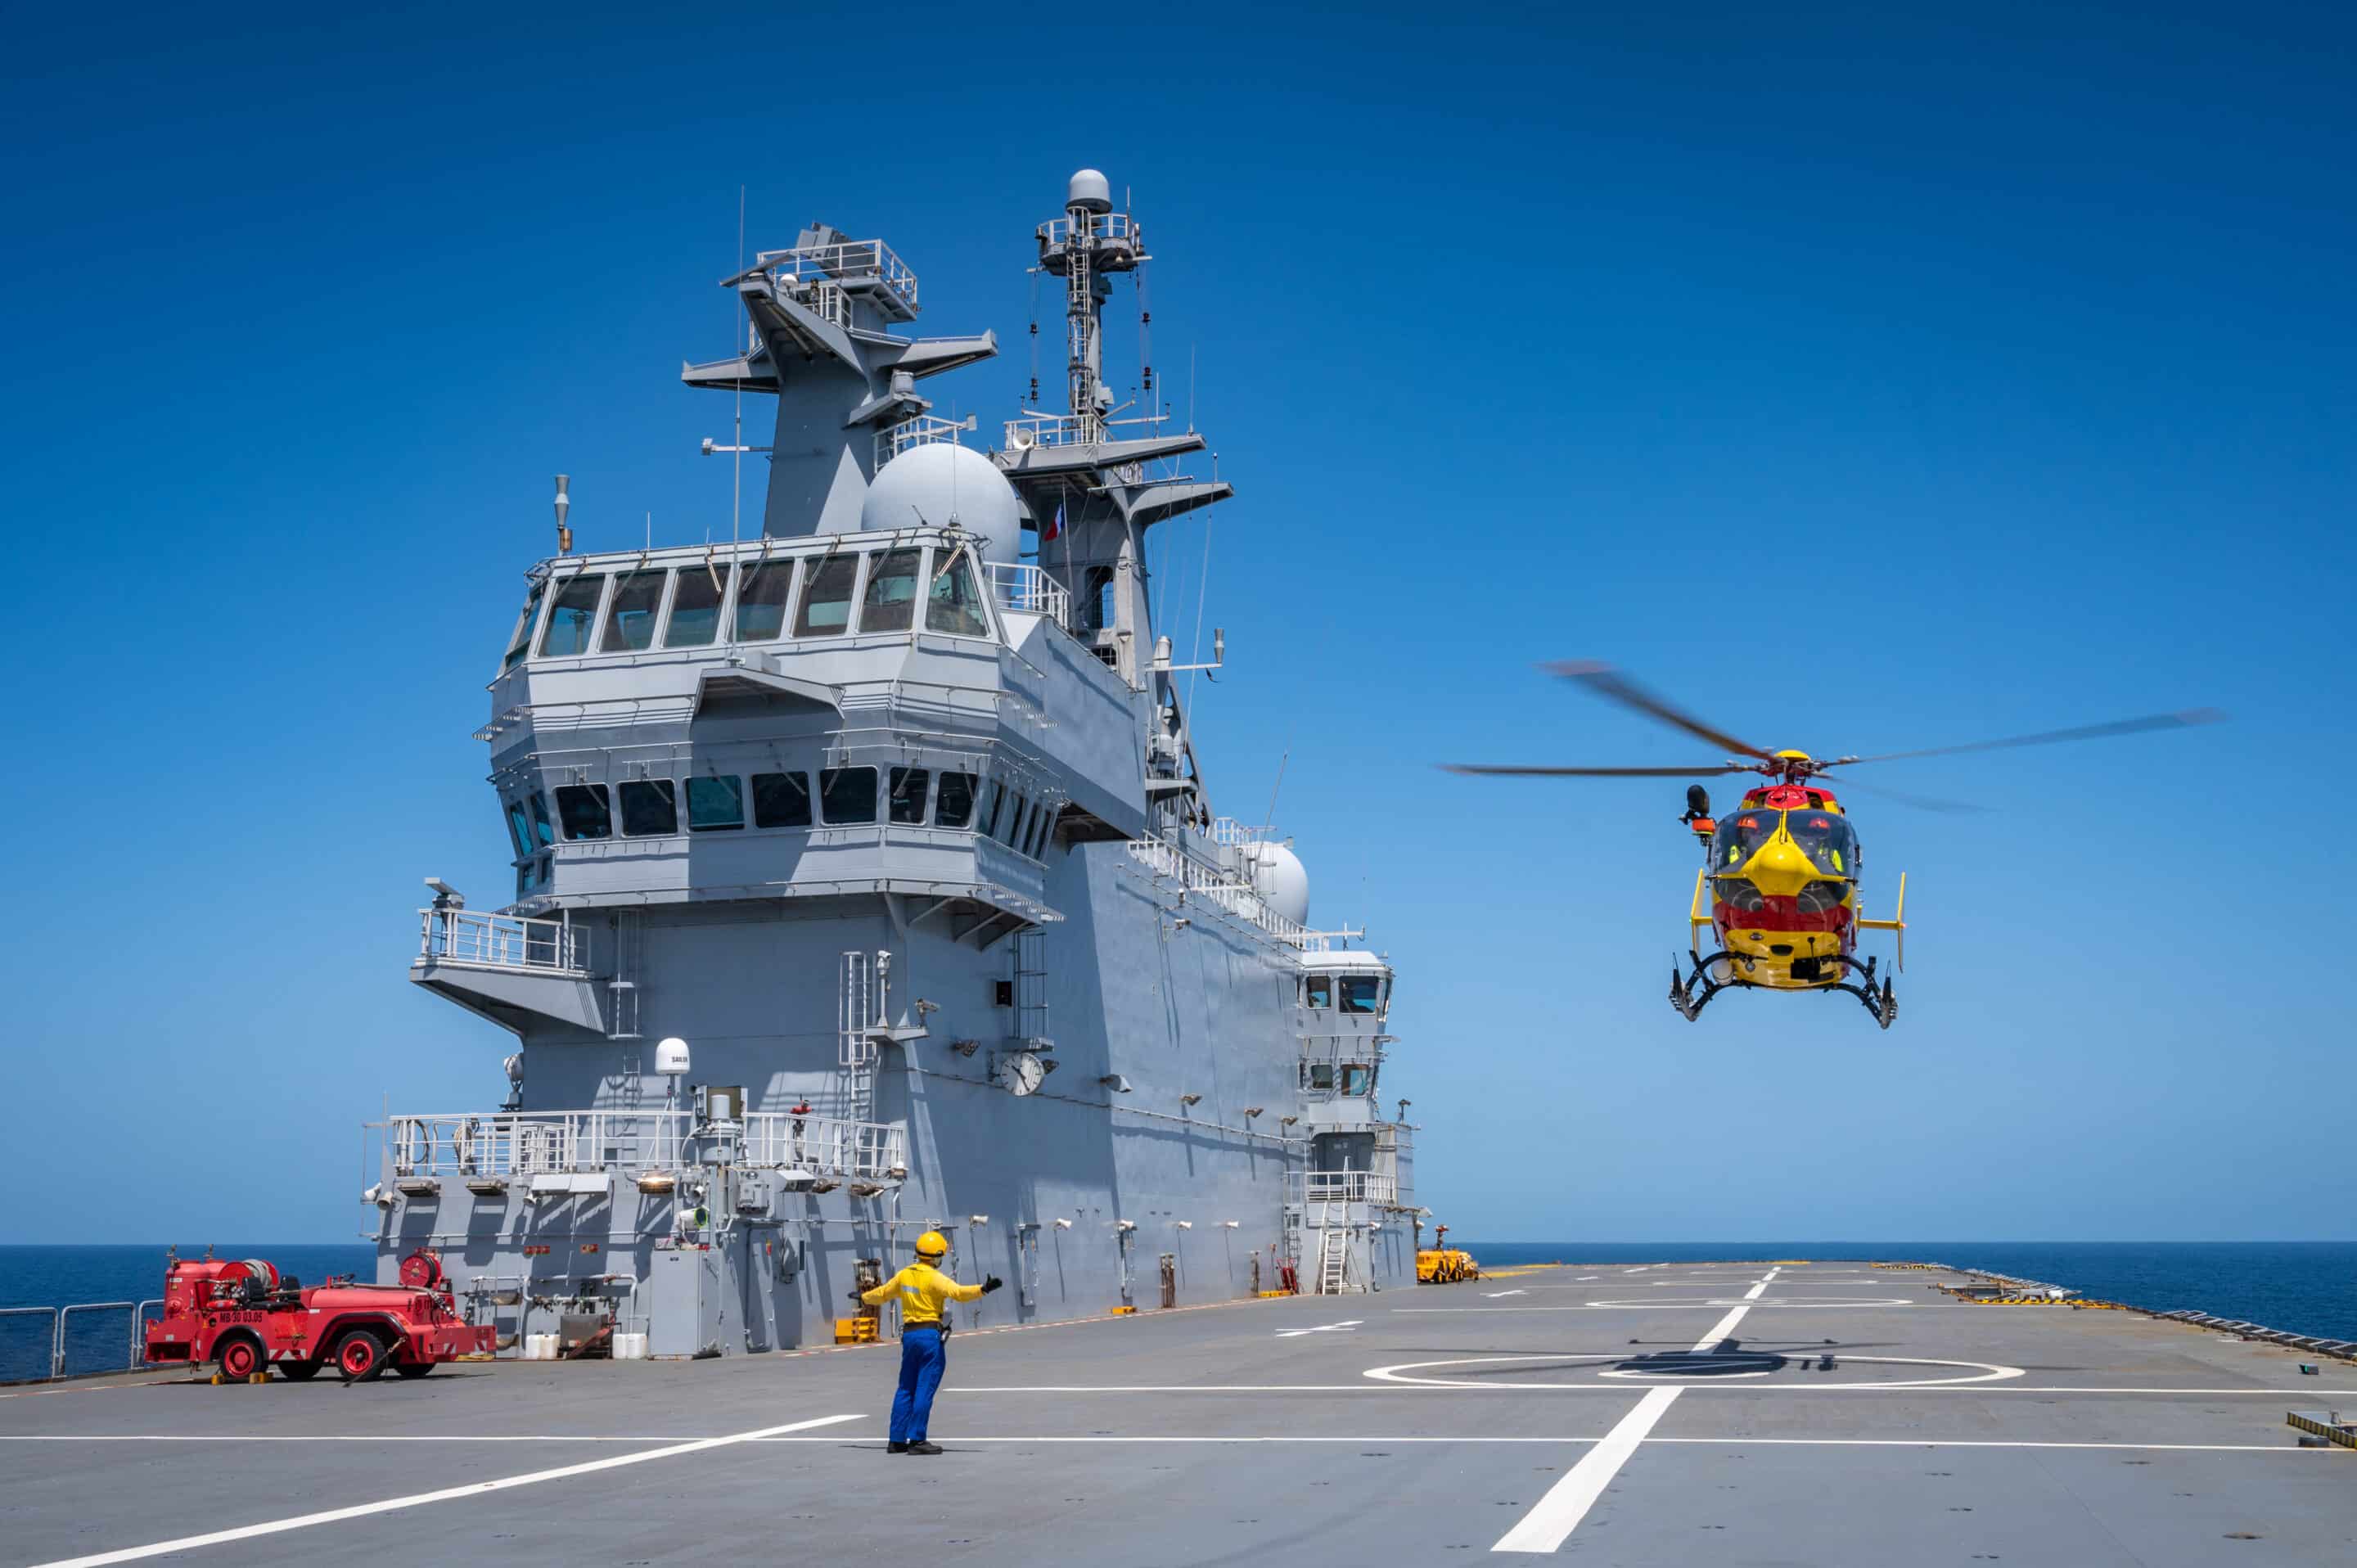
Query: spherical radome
1242,841,1309,928
1067,168,1112,214
859,442,1023,564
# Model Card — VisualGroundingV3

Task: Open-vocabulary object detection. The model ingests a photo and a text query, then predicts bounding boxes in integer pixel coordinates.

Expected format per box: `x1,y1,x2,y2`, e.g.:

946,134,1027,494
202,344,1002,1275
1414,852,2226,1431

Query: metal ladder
1013,928,1052,1050
606,911,641,1040
839,951,879,1123
1316,1201,1351,1295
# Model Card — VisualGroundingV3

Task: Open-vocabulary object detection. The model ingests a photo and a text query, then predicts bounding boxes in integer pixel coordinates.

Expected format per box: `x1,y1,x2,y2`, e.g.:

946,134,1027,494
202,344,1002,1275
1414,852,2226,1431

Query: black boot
906,1440,944,1455
887,1441,908,1453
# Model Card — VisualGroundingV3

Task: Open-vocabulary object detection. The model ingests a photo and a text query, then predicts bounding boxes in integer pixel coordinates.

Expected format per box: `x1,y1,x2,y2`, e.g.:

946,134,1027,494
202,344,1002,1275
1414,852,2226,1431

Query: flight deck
4,1261,2351,1566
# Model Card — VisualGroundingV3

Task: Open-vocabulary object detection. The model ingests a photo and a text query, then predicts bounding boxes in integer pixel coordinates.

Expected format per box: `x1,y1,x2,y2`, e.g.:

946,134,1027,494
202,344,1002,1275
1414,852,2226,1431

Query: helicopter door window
1340,976,1382,1016
1711,813,1782,867
555,784,613,840
1786,813,1857,876
1303,975,1332,1009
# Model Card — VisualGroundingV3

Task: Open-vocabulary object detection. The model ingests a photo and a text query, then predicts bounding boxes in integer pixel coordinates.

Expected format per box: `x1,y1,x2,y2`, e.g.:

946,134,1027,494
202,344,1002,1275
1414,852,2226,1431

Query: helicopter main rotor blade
1822,776,1987,814
1824,708,2224,768
1441,764,1755,778
1545,661,1780,763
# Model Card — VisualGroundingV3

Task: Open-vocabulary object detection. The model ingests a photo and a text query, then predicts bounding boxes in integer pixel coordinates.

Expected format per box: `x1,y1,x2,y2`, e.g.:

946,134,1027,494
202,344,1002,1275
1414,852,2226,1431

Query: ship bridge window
528,792,554,848
926,549,991,638
860,549,922,633
1082,565,1117,631
751,771,813,828
734,559,795,642
555,783,612,840
1302,975,1332,1009
1024,801,1052,857
797,553,859,637
539,574,606,657
982,781,1007,837
935,771,976,828
503,800,530,858
687,776,743,831
821,766,878,823
1340,976,1385,1016
1340,1065,1372,1096
502,582,544,670
665,563,728,647
619,779,678,836
887,767,931,825
1785,813,1858,876
1003,793,1029,845
1710,811,1783,869
600,571,664,653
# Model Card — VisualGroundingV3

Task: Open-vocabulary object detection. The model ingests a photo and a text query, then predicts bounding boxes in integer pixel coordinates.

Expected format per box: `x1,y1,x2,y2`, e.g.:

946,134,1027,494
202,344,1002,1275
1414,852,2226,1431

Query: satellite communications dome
1067,168,1112,214
1241,841,1309,928
859,441,1023,565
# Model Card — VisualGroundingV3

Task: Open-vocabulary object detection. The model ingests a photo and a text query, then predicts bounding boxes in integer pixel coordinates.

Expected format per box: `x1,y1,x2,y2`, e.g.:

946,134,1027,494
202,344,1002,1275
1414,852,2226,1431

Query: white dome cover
858,442,1022,564
1241,841,1309,928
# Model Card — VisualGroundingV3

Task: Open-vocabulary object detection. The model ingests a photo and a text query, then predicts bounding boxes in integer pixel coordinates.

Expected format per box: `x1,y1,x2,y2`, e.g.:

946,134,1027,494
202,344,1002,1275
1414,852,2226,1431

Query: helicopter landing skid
1670,951,1897,1029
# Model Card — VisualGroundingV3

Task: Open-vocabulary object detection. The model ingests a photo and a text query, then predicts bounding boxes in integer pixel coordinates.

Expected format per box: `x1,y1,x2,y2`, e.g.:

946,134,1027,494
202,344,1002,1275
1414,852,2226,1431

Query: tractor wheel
278,1358,322,1381
215,1337,264,1381
392,1359,435,1379
334,1329,390,1383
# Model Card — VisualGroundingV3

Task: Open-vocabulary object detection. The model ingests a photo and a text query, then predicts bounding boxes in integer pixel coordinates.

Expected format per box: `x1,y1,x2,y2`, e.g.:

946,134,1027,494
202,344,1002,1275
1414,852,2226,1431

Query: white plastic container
613,1332,647,1360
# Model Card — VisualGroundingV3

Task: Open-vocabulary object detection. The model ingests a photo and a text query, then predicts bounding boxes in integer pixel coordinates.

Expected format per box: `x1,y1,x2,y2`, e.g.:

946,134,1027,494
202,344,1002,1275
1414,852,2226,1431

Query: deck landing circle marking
1584,1296,1912,1309
1363,1352,2024,1390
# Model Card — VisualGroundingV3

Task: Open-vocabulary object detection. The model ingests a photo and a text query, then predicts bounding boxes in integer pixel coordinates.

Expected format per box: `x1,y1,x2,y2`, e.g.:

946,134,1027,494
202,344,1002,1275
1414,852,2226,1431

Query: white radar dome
860,442,1023,565
1241,841,1309,928
655,1037,692,1075
1067,168,1112,213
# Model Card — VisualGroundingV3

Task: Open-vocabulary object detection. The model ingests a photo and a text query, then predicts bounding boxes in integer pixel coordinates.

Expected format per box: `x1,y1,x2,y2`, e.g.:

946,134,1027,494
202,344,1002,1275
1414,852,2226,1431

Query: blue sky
3,3,2350,1244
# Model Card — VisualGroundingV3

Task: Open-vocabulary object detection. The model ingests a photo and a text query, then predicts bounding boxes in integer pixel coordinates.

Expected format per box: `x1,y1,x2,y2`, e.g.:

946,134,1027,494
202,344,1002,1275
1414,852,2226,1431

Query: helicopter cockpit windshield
1710,812,1782,869
1786,812,1859,877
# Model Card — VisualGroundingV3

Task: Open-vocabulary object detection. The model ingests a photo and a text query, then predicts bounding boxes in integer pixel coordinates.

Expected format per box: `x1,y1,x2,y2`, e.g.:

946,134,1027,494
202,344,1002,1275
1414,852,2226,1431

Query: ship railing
985,561,1073,630
876,413,973,468
376,1110,903,1182
759,237,919,313
1004,412,1100,450
417,908,588,976
1208,818,1278,847
1124,832,1316,946
1038,213,1138,247
1296,1170,1399,1206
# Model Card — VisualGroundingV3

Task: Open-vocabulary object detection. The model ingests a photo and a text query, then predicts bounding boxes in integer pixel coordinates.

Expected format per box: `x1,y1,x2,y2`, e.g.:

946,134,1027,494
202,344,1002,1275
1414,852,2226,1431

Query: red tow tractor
145,1248,493,1384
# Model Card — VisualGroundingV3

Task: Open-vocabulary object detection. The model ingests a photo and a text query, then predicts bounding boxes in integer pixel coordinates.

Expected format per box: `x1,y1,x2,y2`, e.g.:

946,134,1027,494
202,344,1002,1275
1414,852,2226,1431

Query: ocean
3,1241,2350,1383
1459,1241,2357,1345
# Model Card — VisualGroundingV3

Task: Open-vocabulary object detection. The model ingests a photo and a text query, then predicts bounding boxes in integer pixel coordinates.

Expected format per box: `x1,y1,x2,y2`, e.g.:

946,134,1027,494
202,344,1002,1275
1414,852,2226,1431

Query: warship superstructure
381,171,1418,1355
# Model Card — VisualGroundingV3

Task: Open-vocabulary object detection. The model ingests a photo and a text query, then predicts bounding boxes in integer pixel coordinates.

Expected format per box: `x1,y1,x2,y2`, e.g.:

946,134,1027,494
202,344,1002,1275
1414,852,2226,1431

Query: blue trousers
889,1326,946,1444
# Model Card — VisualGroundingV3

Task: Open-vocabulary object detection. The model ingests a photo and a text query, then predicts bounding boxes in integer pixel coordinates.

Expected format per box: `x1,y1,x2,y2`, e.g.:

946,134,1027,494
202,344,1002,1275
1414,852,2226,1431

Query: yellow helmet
915,1230,949,1259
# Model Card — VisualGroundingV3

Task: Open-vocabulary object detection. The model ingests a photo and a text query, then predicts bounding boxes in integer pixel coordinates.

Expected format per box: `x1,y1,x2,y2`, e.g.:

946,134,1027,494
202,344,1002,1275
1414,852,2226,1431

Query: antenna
552,475,572,553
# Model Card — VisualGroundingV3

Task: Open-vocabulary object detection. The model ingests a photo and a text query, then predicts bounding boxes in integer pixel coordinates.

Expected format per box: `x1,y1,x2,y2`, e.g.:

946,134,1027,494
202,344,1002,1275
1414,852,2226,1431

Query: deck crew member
857,1231,1001,1454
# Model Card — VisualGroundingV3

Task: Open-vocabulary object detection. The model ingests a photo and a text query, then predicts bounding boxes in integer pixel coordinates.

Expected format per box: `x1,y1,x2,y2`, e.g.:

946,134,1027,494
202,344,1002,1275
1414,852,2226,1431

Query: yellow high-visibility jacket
863,1262,985,1327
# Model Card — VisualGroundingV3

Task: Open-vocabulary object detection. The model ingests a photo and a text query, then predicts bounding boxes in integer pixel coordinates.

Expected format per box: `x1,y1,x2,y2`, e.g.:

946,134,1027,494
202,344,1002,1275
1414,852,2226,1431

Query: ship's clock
994,1051,1047,1097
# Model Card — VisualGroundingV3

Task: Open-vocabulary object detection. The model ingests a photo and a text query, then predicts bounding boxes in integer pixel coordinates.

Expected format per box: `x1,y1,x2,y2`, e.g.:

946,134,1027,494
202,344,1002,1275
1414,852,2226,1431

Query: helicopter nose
1745,835,1816,899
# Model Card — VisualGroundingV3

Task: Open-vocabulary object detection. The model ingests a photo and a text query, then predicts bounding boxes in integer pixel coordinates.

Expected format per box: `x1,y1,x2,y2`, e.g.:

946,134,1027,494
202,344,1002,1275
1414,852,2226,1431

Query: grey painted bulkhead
383,173,1417,1354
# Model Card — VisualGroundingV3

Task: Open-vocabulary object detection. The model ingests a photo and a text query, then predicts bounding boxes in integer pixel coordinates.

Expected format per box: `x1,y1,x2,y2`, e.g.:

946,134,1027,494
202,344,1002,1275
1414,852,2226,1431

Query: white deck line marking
1484,1289,1528,1298
19,1413,861,1568
940,1381,2357,1395
1491,1387,1679,1554
1275,1319,1362,1338
0,1434,2328,1454
1492,1270,1767,1552
1741,1267,1781,1302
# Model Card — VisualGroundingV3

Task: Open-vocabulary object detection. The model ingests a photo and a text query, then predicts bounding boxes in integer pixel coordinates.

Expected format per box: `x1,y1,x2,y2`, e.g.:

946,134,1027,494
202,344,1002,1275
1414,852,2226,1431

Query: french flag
1043,501,1064,543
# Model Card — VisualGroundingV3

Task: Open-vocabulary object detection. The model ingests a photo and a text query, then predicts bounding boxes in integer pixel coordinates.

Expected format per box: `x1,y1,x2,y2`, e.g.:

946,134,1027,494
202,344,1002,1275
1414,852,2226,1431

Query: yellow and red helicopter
1449,663,2219,1029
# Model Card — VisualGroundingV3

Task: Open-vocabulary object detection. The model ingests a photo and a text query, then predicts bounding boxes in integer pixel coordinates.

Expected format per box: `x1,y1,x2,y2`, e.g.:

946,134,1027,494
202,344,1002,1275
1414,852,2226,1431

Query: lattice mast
1038,170,1144,444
